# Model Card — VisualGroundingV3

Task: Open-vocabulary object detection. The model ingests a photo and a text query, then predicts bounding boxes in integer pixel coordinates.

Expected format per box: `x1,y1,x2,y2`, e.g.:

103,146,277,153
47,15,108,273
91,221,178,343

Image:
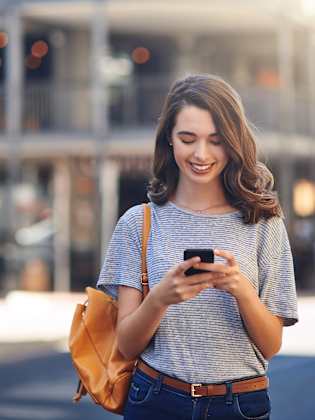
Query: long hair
147,74,282,224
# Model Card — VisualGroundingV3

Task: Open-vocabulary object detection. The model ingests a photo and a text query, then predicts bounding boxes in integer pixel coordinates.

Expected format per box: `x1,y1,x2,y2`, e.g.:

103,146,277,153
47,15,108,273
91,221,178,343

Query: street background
0,292,314,419
1,0,315,419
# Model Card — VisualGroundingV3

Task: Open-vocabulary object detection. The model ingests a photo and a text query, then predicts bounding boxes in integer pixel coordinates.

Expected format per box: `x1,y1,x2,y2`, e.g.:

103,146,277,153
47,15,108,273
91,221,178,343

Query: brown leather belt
136,360,269,398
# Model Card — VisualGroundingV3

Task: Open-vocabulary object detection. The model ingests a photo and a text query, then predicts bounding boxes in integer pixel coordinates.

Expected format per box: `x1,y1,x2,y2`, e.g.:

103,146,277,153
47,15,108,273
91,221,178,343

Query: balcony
0,77,314,139
23,82,92,134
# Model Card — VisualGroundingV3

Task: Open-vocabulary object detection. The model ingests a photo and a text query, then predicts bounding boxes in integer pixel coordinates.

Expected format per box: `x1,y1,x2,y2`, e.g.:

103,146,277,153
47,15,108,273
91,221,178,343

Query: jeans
124,367,271,420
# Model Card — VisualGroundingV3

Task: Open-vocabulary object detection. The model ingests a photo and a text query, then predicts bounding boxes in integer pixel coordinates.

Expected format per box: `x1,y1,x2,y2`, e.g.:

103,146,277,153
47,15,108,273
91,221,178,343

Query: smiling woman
148,74,281,223
97,74,298,420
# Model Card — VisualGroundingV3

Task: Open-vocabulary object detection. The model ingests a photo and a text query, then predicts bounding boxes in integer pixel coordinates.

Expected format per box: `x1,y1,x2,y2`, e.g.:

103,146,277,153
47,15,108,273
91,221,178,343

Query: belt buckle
191,383,202,397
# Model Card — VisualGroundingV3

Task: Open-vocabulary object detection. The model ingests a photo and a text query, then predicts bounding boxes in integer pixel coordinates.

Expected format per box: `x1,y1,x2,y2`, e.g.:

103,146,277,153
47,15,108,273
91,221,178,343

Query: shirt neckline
166,200,241,218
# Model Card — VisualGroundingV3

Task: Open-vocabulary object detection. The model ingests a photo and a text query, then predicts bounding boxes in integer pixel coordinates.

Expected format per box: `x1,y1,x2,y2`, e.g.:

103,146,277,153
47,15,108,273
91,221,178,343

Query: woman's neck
172,180,228,209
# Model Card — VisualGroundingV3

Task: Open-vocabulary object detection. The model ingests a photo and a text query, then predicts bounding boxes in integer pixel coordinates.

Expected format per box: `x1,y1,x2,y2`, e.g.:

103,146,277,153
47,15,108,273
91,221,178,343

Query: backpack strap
72,379,87,402
141,203,151,298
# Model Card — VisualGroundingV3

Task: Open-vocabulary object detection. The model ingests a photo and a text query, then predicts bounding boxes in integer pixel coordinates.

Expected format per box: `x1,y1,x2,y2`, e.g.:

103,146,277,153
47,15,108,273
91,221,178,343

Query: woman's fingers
186,271,226,285
194,262,232,274
181,279,222,297
172,259,227,297
174,257,201,275
214,249,237,266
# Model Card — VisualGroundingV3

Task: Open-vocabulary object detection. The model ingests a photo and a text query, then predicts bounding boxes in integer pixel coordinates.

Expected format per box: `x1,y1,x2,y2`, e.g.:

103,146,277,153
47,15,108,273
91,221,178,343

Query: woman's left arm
233,283,283,360
194,249,283,360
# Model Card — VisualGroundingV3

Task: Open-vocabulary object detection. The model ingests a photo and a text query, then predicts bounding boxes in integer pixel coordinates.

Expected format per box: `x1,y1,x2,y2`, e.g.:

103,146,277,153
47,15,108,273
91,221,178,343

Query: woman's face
170,105,229,188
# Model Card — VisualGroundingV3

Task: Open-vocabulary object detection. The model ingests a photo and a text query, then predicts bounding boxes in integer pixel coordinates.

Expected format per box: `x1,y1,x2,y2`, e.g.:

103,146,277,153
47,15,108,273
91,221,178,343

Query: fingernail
214,249,220,255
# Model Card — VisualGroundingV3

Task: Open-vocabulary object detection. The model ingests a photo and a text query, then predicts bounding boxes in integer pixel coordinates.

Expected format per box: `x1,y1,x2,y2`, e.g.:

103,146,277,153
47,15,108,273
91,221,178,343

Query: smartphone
184,249,214,276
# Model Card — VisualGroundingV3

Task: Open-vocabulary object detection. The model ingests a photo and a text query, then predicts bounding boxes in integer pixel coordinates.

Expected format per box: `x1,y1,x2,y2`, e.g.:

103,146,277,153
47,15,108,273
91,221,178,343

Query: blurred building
0,0,315,293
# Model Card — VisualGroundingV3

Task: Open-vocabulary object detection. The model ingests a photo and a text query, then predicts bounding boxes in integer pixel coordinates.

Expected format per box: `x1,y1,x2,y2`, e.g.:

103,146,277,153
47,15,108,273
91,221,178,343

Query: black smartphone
184,249,214,276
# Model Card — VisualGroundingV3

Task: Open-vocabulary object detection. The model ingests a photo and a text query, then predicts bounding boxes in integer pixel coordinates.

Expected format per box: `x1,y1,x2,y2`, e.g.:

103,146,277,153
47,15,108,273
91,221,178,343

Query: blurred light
256,70,281,89
25,54,42,70
13,184,36,207
293,179,315,217
302,0,315,16
131,47,150,64
31,40,49,58
49,30,66,48
99,55,133,82
0,32,8,48
15,219,54,246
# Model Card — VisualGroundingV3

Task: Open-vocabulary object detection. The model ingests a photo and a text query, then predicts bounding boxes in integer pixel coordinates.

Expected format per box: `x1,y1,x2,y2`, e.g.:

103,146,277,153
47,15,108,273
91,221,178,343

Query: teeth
191,163,212,171
193,164,210,169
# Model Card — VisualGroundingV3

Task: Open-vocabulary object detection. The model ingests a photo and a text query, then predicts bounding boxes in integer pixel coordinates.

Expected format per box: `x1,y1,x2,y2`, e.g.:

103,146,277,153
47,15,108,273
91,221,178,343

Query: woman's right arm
116,286,168,360
117,256,226,360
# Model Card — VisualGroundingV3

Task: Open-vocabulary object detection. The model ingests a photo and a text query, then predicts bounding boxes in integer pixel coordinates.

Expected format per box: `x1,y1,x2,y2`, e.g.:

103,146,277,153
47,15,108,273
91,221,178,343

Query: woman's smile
189,162,215,174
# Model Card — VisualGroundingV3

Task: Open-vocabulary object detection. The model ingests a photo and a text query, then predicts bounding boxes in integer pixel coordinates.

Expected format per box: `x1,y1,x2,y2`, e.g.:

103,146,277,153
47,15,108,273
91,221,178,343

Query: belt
136,360,269,398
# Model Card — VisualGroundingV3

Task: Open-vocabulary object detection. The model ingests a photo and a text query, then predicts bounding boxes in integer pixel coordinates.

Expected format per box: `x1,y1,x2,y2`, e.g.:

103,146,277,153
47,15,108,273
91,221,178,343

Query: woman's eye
180,136,194,143
179,135,222,145
210,135,222,145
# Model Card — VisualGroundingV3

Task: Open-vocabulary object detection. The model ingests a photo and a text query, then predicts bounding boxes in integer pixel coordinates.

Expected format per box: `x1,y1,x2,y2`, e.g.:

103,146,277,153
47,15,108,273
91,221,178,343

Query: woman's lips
189,162,214,174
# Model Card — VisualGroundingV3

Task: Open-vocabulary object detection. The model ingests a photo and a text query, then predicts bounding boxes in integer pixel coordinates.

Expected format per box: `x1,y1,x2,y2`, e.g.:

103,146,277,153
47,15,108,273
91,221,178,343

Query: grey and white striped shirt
97,201,298,384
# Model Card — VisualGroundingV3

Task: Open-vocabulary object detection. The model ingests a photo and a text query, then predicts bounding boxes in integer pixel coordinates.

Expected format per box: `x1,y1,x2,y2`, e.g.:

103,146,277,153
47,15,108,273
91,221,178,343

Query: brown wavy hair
147,74,283,224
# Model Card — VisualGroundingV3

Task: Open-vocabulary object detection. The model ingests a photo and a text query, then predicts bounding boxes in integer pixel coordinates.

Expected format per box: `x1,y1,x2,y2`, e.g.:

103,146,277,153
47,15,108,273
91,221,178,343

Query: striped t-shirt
97,201,298,384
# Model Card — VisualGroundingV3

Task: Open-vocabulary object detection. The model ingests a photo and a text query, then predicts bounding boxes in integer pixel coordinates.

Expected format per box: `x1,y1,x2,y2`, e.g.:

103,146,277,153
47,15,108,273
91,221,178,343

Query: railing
0,78,314,137
238,86,314,137
23,82,92,133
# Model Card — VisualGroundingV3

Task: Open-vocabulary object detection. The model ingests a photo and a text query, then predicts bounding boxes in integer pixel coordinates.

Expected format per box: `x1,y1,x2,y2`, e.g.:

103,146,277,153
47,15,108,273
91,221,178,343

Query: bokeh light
256,69,281,89
0,32,8,48
131,47,150,64
293,179,315,217
25,54,42,70
31,40,49,58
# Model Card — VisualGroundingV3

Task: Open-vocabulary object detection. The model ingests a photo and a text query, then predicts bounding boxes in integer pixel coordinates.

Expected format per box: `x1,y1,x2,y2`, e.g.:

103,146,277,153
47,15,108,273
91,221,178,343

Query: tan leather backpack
68,203,151,414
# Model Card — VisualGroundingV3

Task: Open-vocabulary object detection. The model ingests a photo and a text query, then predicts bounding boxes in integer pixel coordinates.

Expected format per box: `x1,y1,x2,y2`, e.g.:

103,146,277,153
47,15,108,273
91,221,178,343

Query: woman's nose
193,141,211,162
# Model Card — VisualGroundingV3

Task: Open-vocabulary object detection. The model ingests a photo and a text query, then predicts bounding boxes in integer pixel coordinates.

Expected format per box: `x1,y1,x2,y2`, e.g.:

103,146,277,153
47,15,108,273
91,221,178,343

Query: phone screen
184,249,214,276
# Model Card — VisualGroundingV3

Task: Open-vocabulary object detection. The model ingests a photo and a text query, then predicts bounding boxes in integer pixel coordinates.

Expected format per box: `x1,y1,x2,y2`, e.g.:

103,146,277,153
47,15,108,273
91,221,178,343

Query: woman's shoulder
118,202,158,231
119,203,146,226
257,214,285,230
256,214,288,244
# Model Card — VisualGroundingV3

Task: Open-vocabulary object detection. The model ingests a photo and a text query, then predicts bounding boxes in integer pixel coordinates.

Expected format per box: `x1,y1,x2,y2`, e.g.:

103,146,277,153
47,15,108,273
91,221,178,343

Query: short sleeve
258,217,298,326
96,205,143,299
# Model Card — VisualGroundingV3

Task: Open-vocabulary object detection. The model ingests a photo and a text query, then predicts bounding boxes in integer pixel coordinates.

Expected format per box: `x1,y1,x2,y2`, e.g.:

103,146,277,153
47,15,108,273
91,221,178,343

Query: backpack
68,203,151,414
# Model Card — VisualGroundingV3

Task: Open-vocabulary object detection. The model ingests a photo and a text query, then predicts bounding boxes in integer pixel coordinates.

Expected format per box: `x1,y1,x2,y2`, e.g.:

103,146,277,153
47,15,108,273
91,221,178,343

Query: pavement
0,290,85,361
0,290,314,420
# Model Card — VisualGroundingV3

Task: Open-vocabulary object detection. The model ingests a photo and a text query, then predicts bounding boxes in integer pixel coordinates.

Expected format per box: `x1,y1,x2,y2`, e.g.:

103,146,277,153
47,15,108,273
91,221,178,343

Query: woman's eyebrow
177,130,219,137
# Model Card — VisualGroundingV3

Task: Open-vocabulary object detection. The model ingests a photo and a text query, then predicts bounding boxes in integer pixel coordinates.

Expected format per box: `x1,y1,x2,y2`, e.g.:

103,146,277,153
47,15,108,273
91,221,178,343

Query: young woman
97,74,298,420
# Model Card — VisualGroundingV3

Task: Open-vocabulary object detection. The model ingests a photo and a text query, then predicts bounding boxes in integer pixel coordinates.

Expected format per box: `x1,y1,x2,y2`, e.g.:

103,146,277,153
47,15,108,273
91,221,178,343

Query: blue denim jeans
124,367,271,420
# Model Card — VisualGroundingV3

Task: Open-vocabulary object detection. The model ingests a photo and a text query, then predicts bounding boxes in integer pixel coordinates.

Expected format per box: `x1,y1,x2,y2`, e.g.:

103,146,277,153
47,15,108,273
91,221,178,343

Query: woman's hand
150,256,226,308
182,249,282,360
194,249,256,301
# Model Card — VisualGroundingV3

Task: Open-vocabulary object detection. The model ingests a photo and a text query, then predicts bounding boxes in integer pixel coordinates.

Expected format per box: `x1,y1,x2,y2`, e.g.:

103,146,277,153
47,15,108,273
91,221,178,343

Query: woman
97,74,298,420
